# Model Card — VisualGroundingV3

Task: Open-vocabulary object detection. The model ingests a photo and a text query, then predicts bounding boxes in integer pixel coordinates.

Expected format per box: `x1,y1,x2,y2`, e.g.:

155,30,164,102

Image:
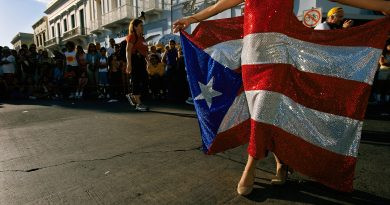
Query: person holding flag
174,0,390,196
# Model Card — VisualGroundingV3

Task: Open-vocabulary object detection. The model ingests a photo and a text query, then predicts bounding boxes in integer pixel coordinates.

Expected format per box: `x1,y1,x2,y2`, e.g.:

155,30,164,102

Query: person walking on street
126,19,149,112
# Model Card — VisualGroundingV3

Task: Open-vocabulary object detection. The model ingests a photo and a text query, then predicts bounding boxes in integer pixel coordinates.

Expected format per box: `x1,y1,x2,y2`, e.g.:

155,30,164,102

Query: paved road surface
0,100,389,204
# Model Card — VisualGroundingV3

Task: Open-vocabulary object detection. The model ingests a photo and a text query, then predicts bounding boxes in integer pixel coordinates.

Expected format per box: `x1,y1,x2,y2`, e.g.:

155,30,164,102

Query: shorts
98,72,109,86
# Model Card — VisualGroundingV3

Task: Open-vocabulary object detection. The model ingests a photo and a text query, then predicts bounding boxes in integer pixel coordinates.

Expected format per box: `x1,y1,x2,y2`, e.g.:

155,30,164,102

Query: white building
32,16,49,51
11,33,34,51
44,0,91,52
89,0,178,47
43,0,173,51
41,0,386,52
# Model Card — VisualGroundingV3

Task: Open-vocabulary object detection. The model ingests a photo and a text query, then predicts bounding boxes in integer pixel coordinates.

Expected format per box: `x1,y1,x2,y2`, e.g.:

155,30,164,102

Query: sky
0,0,50,48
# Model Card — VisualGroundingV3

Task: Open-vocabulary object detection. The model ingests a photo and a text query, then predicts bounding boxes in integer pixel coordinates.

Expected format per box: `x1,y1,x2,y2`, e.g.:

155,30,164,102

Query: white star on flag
194,77,222,109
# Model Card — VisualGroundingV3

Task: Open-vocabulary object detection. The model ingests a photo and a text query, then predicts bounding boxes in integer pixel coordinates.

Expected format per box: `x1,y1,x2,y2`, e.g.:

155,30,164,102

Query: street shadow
365,104,390,121
245,180,390,205
149,110,197,119
0,98,195,115
361,130,390,147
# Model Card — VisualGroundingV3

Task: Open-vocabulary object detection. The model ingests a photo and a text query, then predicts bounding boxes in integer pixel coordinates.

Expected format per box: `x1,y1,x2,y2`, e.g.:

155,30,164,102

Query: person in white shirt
107,38,116,57
64,41,79,98
0,46,16,84
98,47,110,99
314,7,353,30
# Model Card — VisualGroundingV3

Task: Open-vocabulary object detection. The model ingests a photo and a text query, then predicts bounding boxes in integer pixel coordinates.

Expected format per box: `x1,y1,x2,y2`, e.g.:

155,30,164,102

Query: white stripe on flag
242,33,382,84
245,90,362,157
218,92,250,133
204,39,243,70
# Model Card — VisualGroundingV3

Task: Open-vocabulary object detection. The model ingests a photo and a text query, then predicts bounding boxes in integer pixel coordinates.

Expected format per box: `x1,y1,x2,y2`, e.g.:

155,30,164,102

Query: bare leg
274,153,283,174
271,153,288,185
237,155,257,195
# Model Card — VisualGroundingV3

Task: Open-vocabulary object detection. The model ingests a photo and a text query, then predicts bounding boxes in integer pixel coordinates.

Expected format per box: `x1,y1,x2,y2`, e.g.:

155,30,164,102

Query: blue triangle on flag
180,34,243,152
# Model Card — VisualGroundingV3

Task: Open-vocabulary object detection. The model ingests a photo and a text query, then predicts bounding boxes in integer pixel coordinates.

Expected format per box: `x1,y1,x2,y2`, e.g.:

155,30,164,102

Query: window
102,0,105,13
39,35,43,47
63,19,68,32
36,36,40,46
52,26,55,38
43,32,46,42
57,23,61,37
71,14,75,29
92,0,96,19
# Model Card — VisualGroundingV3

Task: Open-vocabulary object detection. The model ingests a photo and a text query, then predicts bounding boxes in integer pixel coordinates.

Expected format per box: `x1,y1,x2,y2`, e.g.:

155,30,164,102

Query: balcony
102,4,134,29
62,27,88,42
44,37,61,48
90,19,105,34
142,0,163,16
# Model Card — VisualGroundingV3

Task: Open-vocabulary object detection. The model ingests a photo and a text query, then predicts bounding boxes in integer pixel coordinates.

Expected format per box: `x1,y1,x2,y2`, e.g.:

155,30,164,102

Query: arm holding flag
173,0,244,33
331,0,390,15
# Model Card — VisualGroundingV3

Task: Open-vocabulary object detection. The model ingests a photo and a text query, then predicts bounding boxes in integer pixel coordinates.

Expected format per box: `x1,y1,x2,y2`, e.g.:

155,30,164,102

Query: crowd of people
0,38,190,108
1,37,388,107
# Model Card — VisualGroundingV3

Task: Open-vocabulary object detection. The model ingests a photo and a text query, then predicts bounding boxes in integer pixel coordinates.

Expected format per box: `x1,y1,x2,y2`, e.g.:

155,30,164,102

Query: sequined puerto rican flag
181,13,390,192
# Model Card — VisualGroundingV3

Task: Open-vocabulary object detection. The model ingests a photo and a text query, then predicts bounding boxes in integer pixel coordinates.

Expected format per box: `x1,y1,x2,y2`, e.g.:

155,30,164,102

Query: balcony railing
102,4,134,26
90,19,102,32
140,0,163,12
44,37,61,47
179,0,218,16
62,27,88,40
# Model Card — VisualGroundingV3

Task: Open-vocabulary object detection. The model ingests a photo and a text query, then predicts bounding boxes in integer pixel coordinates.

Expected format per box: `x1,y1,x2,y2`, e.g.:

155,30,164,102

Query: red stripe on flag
207,119,250,154
182,16,244,50
248,120,356,192
242,64,371,120
244,1,390,49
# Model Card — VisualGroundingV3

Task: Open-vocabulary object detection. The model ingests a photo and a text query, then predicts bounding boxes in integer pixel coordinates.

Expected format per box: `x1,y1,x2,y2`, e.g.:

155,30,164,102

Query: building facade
41,0,386,52
89,0,170,46
44,0,91,52
43,0,175,52
32,16,49,51
10,33,34,51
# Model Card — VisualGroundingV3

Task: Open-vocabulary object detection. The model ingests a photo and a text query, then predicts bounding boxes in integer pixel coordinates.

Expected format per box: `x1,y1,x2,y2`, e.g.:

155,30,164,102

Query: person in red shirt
126,19,149,111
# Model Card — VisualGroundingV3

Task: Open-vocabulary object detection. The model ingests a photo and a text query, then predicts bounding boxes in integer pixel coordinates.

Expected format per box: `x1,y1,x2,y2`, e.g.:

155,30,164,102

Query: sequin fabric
242,33,382,84
242,0,390,192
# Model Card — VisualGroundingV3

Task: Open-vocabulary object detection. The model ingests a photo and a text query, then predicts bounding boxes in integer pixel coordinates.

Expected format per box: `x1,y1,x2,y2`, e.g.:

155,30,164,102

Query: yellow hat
327,7,343,17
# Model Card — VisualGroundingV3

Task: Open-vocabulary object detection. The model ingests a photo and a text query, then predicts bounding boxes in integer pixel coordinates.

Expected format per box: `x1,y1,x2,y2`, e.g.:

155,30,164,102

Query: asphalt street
0,99,389,204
